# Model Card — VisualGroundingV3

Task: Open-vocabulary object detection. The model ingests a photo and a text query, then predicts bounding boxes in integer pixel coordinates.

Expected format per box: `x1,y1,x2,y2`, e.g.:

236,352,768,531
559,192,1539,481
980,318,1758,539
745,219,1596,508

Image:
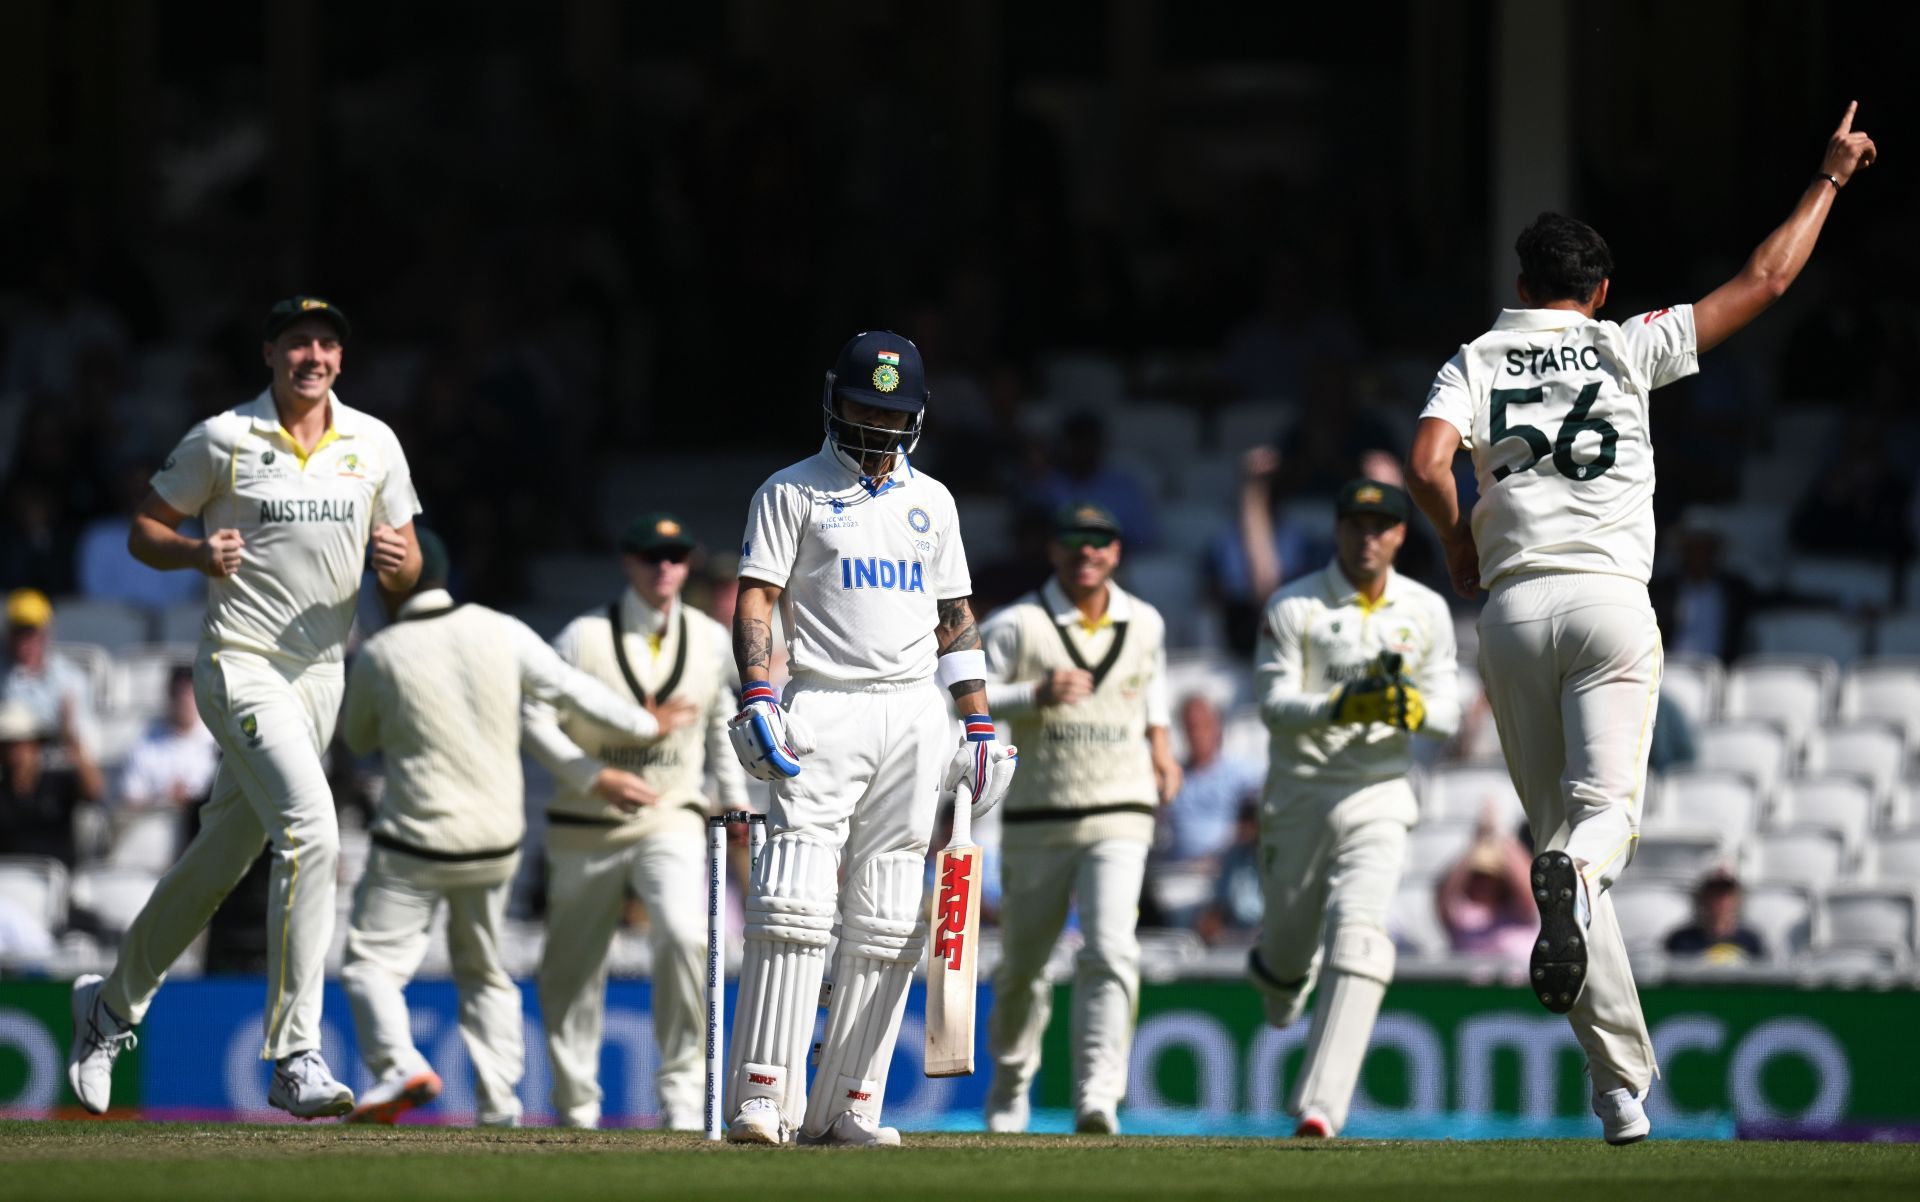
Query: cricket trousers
1478,570,1662,1094
987,835,1148,1117
538,813,707,1129
1251,776,1412,1133
341,847,524,1125
105,645,343,1061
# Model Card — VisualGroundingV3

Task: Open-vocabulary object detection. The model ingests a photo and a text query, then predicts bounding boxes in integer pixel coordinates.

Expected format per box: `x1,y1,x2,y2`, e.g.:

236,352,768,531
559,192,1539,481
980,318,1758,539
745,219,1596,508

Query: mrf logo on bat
932,851,976,969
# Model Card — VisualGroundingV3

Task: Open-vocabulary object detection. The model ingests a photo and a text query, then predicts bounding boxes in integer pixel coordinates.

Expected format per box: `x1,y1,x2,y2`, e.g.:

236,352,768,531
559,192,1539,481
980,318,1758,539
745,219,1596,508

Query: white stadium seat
1123,552,1206,645
1661,653,1724,729
1388,882,1447,957
47,597,148,649
1741,884,1814,960
106,643,196,718
1840,658,1920,744
1401,821,1477,883
1630,829,1730,882
1865,830,1920,887
1771,773,1878,852
1800,943,1911,975
1725,655,1836,748
1421,764,1524,829
1747,828,1850,891
159,600,207,644
1746,610,1868,662
1607,883,1693,957
1651,768,1758,835
1805,721,1907,802
1785,555,1899,610
1695,721,1791,798
0,855,70,934
50,642,112,713
70,867,162,934
1818,886,1918,952
108,811,185,874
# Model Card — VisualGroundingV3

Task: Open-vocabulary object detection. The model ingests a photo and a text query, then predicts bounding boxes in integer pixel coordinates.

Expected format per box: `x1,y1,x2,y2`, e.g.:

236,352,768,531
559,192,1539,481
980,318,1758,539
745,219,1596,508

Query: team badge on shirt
908,507,931,534
338,453,364,478
262,450,277,466
240,713,261,747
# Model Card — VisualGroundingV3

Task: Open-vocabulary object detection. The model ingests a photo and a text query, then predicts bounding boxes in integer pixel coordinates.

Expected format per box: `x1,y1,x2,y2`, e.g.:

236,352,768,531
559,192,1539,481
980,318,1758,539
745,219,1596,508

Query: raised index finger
1835,100,1858,135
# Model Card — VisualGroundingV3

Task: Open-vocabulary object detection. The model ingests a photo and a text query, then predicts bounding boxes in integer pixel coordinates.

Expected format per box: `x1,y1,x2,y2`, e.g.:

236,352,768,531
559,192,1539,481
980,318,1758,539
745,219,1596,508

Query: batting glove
942,714,1018,819
727,683,811,782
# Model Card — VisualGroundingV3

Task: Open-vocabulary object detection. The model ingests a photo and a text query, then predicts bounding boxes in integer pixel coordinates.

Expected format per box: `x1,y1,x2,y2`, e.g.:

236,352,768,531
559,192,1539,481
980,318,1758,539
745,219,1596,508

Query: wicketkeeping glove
727,683,815,781
1328,653,1426,732
943,714,1018,819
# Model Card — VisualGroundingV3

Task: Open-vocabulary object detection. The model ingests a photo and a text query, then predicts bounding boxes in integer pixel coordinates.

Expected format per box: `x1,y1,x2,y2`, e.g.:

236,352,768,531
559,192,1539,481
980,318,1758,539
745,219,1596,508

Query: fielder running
723,330,1016,1147
980,502,1180,1135
1406,105,1877,1143
522,512,744,1130
69,297,422,1117
338,530,668,1126
1249,479,1458,1138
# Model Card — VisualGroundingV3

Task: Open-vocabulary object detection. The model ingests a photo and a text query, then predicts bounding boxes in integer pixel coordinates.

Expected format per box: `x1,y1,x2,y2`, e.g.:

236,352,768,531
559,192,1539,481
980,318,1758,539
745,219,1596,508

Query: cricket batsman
1250,479,1458,1138
523,512,744,1130
337,529,669,1126
1406,104,1877,1143
979,502,1180,1135
723,330,1016,1146
69,297,421,1117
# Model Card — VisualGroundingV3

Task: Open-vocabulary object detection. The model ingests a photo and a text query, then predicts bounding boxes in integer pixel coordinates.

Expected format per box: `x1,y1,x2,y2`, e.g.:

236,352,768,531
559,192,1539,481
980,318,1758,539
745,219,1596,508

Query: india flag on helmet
877,350,901,365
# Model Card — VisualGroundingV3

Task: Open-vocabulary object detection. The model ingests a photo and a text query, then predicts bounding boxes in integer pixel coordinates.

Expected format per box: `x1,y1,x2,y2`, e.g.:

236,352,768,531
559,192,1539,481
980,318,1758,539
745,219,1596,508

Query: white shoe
1293,1108,1333,1138
726,1097,789,1145
67,974,135,1115
345,1068,441,1125
556,1104,600,1130
478,1112,522,1128
1074,1104,1119,1135
269,1050,355,1120
799,1110,901,1147
661,1105,702,1133
1594,1086,1651,1145
986,1093,1029,1134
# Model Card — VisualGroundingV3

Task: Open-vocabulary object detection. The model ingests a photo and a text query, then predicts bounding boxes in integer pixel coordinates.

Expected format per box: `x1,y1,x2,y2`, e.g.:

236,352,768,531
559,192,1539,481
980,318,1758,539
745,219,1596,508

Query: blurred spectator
1647,692,1697,775
0,481,75,596
2,252,131,399
116,665,218,813
1160,695,1264,864
1193,802,1264,946
1663,867,1766,965
1029,411,1159,551
1651,519,1758,661
0,698,105,866
970,503,1057,618
1435,810,1537,963
1788,407,1915,562
1,589,99,753
1208,445,1332,654
1218,255,1362,401
76,464,205,614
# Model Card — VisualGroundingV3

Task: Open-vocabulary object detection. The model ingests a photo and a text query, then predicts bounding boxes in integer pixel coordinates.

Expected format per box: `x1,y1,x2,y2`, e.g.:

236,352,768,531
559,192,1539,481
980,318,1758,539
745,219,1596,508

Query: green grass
3,1122,1918,1201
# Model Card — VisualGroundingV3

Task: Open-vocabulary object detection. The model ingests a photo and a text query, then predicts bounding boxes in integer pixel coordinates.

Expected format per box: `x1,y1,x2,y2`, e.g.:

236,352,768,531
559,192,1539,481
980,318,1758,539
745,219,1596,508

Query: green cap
1052,501,1123,539
619,512,698,555
263,296,351,343
1335,478,1410,523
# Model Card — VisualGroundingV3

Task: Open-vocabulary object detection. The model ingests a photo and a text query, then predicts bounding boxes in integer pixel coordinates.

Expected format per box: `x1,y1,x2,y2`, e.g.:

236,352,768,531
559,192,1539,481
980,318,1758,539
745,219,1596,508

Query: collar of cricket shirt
1042,576,1133,631
1492,308,1592,333
817,436,915,498
620,587,676,640
396,588,458,621
241,388,366,465
1324,559,1399,615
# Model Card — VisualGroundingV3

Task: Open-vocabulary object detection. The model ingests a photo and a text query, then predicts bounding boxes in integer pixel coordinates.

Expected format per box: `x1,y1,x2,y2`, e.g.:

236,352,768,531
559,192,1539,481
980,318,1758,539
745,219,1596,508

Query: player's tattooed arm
733,579,783,683
937,596,986,701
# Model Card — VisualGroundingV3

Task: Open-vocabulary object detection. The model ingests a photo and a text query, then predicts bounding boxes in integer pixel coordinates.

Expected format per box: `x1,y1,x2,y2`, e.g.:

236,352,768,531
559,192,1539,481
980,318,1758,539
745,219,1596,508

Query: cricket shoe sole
1530,851,1588,1014
346,1069,443,1125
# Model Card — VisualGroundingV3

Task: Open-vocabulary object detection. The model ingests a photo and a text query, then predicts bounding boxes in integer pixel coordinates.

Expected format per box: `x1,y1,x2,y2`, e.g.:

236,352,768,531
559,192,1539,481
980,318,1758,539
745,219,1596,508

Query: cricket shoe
1293,1109,1333,1138
1074,1104,1120,1135
726,1097,790,1145
1529,851,1589,1014
799,1111,901,1147
68,974,136,1115
985,1093,1030,1134
269,1050,355,1119
1594,1086,1651,1145
345,1068,442,1125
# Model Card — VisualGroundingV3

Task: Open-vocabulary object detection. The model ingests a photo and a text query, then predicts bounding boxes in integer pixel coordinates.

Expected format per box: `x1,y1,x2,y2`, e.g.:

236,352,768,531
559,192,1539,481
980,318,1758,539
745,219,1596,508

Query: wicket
704,810,766,1141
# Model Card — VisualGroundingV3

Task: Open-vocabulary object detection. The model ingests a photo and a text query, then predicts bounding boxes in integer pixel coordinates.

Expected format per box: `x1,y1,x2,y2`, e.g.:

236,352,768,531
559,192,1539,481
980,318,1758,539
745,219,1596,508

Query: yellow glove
1328,652,1426,732
1387,679,1426,732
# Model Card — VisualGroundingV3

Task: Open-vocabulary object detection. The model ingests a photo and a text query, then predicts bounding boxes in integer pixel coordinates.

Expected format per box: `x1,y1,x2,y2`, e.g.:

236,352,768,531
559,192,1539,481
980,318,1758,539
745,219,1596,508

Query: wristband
1816,172,1841,190
740,682,779,707
935,648,987,689
963,714,996,742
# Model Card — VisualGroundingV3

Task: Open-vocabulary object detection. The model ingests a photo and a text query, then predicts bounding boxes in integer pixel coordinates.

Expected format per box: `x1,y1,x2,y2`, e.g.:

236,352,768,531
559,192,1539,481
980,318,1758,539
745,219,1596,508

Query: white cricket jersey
1255,562,1461,788
739,440,970,687
150,390,421,665
1420,305,1698,587
341,590,657,857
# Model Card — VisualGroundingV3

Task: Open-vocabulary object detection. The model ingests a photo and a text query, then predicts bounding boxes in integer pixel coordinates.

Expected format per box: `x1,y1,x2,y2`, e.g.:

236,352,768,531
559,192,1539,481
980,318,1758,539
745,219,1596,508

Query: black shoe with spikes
1529,851,1588,1014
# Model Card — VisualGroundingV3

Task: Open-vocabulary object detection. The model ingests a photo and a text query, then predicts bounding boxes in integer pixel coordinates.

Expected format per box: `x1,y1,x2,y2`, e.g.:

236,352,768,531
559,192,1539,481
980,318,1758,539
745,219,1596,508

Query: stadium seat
1771,773,1878,852
1606,882,1693,958
1785,555,1899,610
1799,942,1911,976
1220,707,1269,768
1747,828,1850,890
1420,764,1524,829
1039,352,1126,406
1686,503,1790,589
1863,831,1920,888
48,597,149,649
1741,883,1814,960
1817,886,1918,953
107,811,184,874
69,866,160,934
1725,655,1837,748
106,643,196,717
1105,402,1203,462
0,855,70,934
1387,881,1447,957
1402,821,1477,884
1745,610,1868,662
1695,721,1791,797
159,600,207,645
1631,829,1730,882
1123,552,1206,645
1839,657,1920,745
1805,721,1907,801
1661,653,1724,729
1215,399,1293,457
49,641,112,713
1651,767,1759,835
1158,500,1226,561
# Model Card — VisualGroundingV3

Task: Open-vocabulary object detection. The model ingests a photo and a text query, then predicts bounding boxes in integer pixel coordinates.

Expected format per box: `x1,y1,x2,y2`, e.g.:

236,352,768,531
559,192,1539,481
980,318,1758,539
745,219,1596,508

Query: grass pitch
3,1122,1918,1201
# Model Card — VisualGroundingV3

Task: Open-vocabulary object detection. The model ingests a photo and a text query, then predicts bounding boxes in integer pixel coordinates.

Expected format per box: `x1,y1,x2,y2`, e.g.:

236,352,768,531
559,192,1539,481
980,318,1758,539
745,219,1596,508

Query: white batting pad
728,835,836,1125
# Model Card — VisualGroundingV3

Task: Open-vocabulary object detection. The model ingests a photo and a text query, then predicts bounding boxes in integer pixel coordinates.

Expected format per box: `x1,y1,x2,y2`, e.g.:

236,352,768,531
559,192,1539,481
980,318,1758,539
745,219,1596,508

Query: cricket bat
925,796,981,1077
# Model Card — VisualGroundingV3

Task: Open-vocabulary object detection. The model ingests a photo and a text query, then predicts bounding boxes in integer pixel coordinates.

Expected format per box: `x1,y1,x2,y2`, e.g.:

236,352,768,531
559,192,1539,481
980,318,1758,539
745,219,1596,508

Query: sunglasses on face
1057,532,1116,551
638,548,692,565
